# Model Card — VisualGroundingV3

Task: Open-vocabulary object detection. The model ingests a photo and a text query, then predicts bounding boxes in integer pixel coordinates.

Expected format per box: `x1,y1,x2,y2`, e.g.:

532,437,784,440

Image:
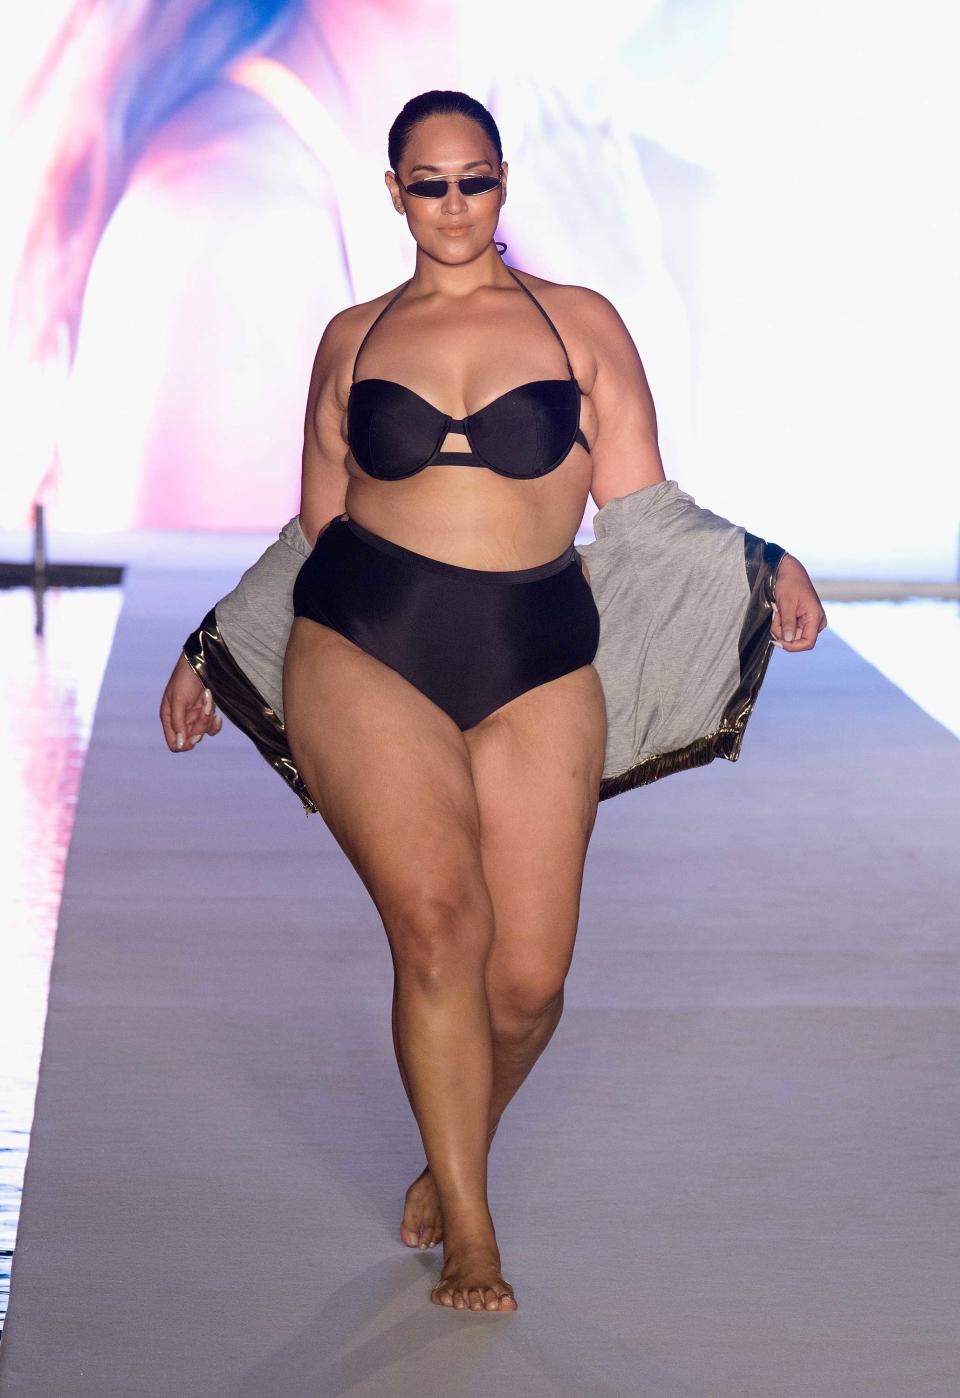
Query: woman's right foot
400,1166,443,1249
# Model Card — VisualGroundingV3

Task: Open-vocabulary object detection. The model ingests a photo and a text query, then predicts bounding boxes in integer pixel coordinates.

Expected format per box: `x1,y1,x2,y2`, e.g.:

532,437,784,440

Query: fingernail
190,733,202,745
783,629,795,642
203,690,212,715
176,732,184,749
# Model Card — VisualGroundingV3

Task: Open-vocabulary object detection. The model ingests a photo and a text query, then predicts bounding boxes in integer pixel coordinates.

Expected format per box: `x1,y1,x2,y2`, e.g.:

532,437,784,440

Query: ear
499,160,508,209
384,169,404,215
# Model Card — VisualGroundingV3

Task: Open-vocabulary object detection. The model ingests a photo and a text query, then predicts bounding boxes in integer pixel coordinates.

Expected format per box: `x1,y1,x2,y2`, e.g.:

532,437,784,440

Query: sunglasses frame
398,166,504,200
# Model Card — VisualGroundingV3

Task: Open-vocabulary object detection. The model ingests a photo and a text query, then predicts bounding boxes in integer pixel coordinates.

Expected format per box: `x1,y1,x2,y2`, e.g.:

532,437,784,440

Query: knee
387,889,494,990
489,962,566,1035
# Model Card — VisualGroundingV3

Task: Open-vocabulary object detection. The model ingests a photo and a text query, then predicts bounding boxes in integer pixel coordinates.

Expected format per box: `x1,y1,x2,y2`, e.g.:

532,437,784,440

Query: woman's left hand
770,555,828,651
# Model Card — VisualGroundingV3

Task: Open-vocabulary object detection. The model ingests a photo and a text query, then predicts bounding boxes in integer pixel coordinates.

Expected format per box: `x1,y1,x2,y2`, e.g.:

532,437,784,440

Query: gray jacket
182,478,786,815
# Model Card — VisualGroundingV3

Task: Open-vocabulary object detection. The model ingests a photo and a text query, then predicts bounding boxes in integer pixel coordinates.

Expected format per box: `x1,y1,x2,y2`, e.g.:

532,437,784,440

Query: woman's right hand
159,653,223,752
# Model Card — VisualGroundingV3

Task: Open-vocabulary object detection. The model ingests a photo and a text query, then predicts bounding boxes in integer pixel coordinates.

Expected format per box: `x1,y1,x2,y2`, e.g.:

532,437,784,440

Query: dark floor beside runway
1,553,958,1397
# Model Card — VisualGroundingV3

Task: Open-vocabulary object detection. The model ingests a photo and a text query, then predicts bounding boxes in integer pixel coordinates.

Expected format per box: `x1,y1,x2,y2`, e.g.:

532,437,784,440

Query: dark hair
388,90,503,174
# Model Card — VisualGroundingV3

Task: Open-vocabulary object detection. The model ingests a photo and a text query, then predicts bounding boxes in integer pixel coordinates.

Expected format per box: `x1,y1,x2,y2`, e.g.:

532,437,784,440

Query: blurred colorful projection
3,0,957,577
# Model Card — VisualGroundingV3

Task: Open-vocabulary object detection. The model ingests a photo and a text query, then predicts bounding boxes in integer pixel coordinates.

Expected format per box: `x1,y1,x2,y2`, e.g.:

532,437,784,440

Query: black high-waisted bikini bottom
291,515,600,731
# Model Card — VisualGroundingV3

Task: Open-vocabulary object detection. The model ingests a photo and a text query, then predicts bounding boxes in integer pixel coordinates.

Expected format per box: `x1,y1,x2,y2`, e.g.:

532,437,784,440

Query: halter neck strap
351,280,412,382
503,267,576,380
351,268,576,382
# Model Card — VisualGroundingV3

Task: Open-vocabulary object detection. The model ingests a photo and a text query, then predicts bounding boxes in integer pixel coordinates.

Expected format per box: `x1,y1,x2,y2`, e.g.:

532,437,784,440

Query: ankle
439,1197,495,1239
444,1220,499,1254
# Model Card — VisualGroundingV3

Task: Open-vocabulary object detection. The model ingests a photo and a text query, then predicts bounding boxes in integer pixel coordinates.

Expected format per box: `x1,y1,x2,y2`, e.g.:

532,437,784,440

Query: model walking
160,90,826,1313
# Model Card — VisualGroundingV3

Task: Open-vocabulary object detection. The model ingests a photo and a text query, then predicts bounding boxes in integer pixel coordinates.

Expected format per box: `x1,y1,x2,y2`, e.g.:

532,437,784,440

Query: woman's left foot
401,1165,443,1248
431,1239,518,1311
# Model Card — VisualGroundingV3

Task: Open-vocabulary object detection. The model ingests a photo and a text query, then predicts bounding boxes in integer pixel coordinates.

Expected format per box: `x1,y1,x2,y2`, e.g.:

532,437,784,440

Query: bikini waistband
338,515,578,584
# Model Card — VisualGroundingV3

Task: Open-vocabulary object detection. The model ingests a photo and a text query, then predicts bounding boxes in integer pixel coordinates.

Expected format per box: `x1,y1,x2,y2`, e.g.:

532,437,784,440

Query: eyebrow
407,159,494,176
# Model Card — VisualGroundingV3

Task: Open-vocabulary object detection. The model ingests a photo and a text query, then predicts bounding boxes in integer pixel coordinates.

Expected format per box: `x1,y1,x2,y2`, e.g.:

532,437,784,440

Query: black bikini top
347,266,591,481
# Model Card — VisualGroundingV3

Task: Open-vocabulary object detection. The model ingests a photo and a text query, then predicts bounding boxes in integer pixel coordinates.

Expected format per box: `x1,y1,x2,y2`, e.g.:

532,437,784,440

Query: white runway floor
0,540,958,1396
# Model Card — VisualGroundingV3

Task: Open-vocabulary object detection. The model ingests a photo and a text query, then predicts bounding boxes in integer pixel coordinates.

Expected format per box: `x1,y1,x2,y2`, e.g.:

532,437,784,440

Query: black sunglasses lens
405,179,447,198
459,176,500,195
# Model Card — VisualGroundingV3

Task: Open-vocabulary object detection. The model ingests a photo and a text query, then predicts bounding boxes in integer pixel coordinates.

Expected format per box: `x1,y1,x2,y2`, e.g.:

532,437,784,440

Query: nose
441,180,468,215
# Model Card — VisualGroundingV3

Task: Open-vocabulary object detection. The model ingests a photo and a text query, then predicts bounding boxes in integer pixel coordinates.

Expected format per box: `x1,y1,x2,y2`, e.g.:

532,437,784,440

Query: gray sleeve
205,515,311,722
577,479,784,793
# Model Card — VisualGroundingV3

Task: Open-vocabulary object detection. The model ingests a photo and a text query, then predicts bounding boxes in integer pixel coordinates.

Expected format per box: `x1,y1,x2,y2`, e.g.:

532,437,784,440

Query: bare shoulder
310,282,410,396
506,270,632,373
507,269,617,316
552,280,630,343
317,284,400,354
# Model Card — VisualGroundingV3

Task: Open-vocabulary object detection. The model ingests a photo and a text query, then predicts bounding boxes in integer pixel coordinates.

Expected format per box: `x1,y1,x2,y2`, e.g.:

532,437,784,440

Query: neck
407,243,515,298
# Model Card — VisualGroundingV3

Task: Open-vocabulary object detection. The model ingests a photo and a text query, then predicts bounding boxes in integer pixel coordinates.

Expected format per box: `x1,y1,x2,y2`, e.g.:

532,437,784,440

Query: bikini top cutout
347,266,590,481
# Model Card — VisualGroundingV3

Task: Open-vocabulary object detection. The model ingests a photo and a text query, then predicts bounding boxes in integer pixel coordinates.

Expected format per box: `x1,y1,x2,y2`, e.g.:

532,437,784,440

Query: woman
160,90,826,1313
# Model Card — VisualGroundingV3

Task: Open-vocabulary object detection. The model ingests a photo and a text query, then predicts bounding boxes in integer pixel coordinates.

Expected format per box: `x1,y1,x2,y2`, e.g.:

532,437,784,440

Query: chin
438,236,486,257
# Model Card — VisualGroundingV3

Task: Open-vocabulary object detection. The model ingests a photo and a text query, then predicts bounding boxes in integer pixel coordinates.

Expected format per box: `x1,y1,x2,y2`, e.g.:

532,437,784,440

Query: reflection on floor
0,587,123,1334
0,575,956,1341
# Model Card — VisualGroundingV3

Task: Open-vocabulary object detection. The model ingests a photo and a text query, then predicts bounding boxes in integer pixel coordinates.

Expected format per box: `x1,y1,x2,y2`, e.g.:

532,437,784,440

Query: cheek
405,202,437,235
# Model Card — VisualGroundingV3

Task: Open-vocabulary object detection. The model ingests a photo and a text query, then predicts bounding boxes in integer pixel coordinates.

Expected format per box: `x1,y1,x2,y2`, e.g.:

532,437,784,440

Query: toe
468,1289,484,1310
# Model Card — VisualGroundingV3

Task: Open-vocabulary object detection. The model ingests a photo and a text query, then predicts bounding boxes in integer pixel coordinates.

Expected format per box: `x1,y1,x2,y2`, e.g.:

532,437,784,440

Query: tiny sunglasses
399,167,502,200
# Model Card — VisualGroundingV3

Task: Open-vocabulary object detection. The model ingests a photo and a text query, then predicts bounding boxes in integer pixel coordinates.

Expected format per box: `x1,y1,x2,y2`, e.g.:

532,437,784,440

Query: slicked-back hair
388,90,503,174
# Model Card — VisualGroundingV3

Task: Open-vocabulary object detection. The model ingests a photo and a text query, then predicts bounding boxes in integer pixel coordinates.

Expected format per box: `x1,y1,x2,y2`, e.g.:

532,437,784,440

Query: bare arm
297,309,357,548
578,287,827,651
577,289,667,511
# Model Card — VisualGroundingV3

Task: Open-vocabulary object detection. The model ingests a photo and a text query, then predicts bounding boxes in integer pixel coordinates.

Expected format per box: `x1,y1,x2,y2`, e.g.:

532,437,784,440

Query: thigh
282,617,494,939
463,662,608,1001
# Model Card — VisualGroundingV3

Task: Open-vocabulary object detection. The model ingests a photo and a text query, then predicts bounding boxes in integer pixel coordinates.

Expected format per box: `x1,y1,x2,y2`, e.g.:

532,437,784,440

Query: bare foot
401,1166,443,1249
431,1240,518,1312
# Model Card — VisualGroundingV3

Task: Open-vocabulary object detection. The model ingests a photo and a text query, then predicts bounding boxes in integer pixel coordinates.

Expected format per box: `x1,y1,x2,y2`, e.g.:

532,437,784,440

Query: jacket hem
598,536,786,801
182,609,319,817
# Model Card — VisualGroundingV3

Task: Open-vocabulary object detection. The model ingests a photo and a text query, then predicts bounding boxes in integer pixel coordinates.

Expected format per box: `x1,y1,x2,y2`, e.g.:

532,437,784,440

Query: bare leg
402,661,608,1262
394,980,509,1250
398,995,564,1249
283,618,515,1311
